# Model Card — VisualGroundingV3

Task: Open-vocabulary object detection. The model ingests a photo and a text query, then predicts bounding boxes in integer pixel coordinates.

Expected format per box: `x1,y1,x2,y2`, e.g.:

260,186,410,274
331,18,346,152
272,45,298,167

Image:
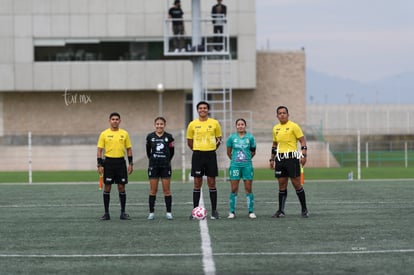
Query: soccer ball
192,206,207,220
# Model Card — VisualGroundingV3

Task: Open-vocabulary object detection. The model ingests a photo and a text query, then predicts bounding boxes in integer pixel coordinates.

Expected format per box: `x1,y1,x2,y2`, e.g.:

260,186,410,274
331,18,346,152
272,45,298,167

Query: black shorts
103,157,128,184
274,156,300,178
191,150,218,178
148,165,172,179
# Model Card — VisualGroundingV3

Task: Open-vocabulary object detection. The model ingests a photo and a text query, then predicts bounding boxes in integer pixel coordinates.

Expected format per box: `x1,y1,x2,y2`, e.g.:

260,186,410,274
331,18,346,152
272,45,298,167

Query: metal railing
163,16,229,56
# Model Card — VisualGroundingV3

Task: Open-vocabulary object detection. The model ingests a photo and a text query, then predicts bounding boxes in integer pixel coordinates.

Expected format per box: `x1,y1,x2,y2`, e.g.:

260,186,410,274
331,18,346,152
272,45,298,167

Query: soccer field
0,180,413,275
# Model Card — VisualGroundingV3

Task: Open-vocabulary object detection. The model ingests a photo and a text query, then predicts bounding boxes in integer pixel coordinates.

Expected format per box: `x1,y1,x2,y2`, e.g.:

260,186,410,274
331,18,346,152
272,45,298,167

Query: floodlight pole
191,0,202,119
156,83,164,116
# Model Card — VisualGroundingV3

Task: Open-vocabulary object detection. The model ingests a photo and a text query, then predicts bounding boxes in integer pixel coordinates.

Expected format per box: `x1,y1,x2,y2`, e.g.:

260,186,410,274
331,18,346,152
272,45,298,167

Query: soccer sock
246,193,254,213
209,188,217,212
279,190,287,212
296,188,307,211
103,192,110,214
165,195,172,212
229,192,237,213
119,192,126,213
149,195,156,213
193,189,201,208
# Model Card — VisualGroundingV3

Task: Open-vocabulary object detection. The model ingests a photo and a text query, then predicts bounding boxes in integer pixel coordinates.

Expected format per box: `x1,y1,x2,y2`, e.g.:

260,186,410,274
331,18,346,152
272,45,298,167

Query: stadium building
0,0,306,171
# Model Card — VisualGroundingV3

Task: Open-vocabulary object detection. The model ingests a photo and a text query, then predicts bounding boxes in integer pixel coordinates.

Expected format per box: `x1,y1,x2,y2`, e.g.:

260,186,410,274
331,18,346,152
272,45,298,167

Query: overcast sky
256,0,414,83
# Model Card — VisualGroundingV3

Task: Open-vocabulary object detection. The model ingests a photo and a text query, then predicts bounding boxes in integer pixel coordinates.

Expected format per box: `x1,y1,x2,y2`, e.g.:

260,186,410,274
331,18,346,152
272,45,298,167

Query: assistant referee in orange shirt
97,112,134,220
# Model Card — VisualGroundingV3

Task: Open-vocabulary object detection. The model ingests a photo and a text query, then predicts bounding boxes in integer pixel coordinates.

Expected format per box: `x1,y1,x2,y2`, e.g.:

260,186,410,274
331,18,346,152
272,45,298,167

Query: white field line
198,188,216,275
1,182,412,265
1,249,413,258
0,200,411,209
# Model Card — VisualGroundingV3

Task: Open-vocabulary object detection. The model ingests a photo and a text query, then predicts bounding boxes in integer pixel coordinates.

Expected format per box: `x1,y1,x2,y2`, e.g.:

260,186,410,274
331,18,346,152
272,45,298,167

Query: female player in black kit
146,117,175,220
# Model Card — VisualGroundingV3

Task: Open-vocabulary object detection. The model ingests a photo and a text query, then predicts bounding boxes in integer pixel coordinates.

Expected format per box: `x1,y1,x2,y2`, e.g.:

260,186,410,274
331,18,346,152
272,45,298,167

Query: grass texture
0,180,413,274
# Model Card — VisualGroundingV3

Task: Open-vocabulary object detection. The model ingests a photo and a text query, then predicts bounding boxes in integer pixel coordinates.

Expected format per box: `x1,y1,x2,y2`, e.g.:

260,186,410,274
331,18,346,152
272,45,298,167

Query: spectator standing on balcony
145,117,175,220
186,101,222,220
226,118,257,219
211,0,227,51
97,112,134,221
169,0,185,52
269,106,309,218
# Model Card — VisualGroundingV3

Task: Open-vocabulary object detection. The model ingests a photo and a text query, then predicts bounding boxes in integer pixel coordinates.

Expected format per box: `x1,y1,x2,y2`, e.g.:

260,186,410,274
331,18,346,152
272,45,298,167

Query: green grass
0,180,413,274
1,167,414,183
333,150,414,167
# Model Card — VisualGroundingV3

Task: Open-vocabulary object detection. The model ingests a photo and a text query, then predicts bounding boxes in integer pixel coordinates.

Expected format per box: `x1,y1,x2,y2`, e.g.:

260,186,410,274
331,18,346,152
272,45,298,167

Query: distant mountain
306,69,414,104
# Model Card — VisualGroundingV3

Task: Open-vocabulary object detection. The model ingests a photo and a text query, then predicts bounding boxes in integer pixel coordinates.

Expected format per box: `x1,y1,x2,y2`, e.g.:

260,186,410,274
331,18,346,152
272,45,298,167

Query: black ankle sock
296,188,307,211
209,188,217,212
103,192,110,213
193,189,201,208
165,195,172,212
119,192,126,213
149,195,156,212
279,190,287,212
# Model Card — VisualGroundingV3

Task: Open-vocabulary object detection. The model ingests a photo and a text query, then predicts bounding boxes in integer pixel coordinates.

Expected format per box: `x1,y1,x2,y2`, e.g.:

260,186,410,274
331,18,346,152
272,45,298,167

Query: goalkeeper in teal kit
226,118,257,219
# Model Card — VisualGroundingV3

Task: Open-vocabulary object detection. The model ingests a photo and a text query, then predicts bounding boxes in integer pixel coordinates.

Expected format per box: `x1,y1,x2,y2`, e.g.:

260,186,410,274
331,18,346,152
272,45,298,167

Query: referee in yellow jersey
97,112,134,220
186,101,222,219
269,106,309,218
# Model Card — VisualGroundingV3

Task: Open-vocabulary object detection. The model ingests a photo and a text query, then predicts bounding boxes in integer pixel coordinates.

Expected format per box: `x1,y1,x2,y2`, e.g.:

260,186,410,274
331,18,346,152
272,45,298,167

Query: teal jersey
226,132,256,167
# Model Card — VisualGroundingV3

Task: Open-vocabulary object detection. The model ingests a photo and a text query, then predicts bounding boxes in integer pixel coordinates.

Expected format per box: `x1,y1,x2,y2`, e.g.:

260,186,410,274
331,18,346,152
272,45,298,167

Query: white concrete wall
307,104,414,135
0,0,256,92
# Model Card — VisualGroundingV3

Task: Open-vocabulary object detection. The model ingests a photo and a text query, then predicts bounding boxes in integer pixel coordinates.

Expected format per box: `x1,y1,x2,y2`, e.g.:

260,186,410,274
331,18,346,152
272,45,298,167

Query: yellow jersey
272,120,304,153
186,118,222,151
97,128,132,158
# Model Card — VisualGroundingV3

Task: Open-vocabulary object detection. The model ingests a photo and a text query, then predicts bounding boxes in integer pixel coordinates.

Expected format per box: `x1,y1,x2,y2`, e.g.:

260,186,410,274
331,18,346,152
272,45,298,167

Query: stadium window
34,38,237,62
